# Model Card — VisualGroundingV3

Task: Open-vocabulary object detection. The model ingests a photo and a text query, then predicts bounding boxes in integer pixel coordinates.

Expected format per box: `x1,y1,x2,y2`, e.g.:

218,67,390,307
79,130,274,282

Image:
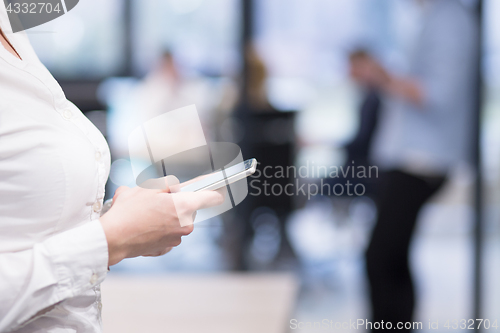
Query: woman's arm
0,186,224,331
0,220,109,332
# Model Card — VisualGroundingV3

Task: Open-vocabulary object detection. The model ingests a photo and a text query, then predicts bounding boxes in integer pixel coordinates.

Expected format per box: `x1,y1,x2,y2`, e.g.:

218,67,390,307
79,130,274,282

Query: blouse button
90,273,98,285
95,151,102,161
92,201,102,213
62,109,73,120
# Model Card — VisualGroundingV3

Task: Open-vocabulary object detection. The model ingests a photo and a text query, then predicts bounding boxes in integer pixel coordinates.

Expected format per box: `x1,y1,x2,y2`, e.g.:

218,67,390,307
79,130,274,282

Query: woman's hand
99,182,225,266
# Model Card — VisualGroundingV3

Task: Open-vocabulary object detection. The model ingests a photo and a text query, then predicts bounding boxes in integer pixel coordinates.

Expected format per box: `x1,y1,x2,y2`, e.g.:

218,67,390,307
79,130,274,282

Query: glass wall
131,0,240,77
27,0,240,79
27,0,126,79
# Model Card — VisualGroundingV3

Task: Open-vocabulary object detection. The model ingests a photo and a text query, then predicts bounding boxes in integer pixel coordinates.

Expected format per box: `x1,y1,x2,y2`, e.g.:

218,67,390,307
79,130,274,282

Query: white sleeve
0,220,109,332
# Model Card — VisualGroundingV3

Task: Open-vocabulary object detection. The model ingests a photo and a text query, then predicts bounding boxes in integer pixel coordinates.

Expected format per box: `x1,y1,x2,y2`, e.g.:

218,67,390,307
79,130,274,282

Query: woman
0,6,224,333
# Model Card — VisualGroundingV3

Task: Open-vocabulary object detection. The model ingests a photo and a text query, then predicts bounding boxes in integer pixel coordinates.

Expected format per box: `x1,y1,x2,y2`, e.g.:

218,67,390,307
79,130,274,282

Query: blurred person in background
324,49,382,198
228,46,297,270
137,51,182,122
356,0,478,330
0,7,225,333
347,50,382,173
136,50,216,125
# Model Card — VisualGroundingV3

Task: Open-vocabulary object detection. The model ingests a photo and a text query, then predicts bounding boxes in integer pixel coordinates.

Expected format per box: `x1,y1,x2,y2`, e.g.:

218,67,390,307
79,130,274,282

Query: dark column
240,0,254,107
123,0,134,76
472,0,484,331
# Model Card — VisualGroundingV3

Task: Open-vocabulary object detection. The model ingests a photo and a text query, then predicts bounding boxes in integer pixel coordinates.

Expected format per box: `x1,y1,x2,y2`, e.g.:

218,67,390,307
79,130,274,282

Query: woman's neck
0,28,22,60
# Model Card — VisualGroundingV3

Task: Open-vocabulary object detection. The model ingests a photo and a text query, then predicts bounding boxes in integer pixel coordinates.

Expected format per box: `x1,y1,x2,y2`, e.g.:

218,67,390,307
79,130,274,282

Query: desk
101,273,298,333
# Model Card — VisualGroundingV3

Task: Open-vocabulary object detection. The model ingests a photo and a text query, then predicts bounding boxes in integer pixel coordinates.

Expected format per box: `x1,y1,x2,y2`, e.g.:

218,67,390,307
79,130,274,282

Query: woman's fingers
158,247,173,255
113,186,130,202
183,189,226,211
163,175,180,193
160,189,225,227
138,175,180,193
143,246,173,257
180,224,194,236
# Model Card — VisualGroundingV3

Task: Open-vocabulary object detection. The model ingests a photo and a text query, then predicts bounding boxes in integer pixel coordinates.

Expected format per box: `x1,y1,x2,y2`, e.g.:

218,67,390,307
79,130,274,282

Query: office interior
25,0,500,332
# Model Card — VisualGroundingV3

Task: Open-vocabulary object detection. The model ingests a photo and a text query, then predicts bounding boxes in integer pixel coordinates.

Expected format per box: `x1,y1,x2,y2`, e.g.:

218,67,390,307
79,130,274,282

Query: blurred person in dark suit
325,50,382,197
356,0,478,330
347,50,382,171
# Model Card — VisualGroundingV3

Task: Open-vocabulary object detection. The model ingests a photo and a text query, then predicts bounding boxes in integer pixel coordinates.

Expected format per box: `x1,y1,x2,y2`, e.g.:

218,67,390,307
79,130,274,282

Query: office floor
102,273,298,333
109,196,500,333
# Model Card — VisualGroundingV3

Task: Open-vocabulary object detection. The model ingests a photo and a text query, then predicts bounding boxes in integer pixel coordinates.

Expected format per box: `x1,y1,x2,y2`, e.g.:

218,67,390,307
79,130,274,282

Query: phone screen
180,159,255,192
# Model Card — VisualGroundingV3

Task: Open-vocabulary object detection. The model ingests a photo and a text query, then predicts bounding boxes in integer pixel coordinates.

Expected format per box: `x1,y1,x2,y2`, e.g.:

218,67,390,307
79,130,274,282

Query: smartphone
100,159,257,217
180,158,258,192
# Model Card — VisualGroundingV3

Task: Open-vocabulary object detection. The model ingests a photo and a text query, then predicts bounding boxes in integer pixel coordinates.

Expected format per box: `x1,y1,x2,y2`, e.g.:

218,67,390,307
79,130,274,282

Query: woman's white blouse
0,5,111,333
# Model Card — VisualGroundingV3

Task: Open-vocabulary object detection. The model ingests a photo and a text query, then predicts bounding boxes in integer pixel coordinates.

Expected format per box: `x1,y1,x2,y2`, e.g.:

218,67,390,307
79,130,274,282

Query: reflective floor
109,193,500,333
